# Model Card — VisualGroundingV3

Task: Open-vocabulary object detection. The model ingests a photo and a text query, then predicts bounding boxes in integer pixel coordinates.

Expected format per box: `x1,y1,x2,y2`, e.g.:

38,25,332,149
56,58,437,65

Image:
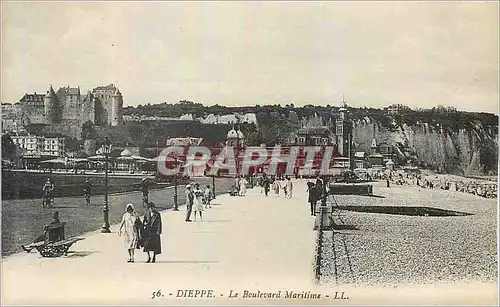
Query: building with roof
293,126,335,146
2,84,124,138
289,97,354,170
226,127,245,147
354,151,369,169
166,137,204,146
11,135,65,157
1,103,27,133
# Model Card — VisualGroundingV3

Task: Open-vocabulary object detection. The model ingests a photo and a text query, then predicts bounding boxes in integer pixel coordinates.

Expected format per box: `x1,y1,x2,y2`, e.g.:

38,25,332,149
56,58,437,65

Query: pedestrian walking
272,179,281,197
235,176,240,194
307,181,319,216
185,185,194,222
285,176,293,199
204,185,212,209
143,202,162,263
42,178,55,208
239,177,248,196
141,178,149,207
193,183,204,221
262,174,270,196
83,178,92,206
118,203,142,263
21,211,62,252
259,174,264,194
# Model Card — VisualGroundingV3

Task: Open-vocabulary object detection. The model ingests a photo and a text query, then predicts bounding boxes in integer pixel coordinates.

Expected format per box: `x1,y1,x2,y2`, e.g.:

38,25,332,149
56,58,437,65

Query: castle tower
335,96,353,169
44,85,58,124
111,88,123,126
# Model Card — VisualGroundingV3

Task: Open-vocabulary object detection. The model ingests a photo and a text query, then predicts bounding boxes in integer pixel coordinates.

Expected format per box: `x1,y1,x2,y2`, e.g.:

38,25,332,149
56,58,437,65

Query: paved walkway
2,180,497,306
2,177,234,256
2,181,317,305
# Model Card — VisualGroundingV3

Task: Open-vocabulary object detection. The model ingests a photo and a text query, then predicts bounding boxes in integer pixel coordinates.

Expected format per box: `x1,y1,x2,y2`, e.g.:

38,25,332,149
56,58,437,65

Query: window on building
337,126,343,135
297,137,305,145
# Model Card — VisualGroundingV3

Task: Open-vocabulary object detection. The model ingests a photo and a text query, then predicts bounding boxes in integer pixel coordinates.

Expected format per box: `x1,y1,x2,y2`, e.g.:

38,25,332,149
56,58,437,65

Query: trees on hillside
1,134,16,160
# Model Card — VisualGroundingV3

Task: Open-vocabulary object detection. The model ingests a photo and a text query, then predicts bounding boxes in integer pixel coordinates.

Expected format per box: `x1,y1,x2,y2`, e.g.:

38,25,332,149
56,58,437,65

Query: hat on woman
126,203,135,211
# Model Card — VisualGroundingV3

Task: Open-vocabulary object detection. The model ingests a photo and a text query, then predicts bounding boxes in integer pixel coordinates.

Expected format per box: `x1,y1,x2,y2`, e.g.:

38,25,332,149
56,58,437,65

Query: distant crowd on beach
383,171,497,199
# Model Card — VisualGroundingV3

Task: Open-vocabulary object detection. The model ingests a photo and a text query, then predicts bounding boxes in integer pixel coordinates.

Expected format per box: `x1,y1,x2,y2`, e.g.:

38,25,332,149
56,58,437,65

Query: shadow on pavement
333,224,359,231
202,220,231,223
337,205,473,217
364,195,386,199
64,251,101,258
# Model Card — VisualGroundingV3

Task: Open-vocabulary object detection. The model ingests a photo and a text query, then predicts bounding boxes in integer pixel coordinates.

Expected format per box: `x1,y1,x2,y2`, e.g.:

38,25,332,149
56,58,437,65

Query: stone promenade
2,181,318,305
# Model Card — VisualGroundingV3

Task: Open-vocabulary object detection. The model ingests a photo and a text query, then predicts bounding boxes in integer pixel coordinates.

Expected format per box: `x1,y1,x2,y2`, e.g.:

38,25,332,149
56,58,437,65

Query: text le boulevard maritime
152,289,349,300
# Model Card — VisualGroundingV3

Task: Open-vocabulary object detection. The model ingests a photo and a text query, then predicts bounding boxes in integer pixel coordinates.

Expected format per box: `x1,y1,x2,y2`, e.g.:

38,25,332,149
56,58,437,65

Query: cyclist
42,178,55,208
141,178,149,207
83,178,92,206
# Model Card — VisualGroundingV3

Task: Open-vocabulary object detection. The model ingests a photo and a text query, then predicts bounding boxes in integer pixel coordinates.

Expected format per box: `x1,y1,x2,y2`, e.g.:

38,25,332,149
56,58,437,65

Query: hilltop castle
2,84,123,138
33,84,123,126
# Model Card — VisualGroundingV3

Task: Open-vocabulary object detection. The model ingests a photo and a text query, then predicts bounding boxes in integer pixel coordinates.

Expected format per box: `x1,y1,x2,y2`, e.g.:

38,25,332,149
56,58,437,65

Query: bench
32,222,84,258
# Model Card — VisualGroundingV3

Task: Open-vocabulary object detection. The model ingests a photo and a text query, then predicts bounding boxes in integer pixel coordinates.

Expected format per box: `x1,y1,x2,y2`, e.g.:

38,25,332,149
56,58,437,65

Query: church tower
111,88,123,126
44,85,59,124
335,96,353,169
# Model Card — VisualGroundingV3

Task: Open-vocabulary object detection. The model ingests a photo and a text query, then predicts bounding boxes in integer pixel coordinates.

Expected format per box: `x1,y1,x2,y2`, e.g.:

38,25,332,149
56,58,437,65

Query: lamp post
101,137,112,233
173,156,179,211
321,175,328,207
156,140,159,180
212,173,216,199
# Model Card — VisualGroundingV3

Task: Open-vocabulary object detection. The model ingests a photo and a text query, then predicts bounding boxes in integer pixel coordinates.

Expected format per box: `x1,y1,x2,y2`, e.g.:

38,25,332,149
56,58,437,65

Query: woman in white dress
273,179,281,197
193,183,204,221
118,203,141,263
239,177,248,196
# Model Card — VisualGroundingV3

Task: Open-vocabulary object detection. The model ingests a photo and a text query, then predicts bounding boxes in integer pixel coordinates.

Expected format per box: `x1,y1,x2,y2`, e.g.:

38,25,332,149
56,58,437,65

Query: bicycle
84,192,91,206
42,193,53,208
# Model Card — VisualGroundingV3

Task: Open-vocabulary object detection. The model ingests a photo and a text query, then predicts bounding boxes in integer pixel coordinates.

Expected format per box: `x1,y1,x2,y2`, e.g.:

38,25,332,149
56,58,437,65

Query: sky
1,1,498,113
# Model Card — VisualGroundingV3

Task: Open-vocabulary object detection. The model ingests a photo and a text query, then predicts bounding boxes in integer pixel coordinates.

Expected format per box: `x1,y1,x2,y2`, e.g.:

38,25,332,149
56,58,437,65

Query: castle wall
92,86,116,126
111,95,123,126
61,94,81,121
94,100,107,125
42,121,82,139
4,84,123,137
81,99,96,124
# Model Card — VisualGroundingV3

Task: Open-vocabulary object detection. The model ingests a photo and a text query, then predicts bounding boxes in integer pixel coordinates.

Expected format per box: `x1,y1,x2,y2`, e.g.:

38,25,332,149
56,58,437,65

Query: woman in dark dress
143,202,162,263
307,182,318,216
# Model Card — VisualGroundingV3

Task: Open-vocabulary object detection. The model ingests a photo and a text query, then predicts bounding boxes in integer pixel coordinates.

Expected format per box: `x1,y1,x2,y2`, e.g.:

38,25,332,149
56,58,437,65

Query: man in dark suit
185,185,194,222
143,202,162,263
262,174,270,196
